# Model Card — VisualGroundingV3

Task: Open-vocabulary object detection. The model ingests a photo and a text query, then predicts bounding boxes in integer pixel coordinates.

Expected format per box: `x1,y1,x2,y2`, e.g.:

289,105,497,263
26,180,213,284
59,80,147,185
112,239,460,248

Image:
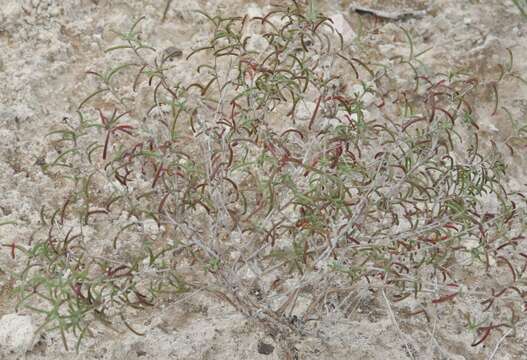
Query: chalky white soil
1,0,526,359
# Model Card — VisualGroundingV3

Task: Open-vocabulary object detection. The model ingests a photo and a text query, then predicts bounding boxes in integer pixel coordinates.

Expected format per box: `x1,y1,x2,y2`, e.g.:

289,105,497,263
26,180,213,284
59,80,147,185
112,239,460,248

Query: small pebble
257,340,275,355
49,6,61,17
162,47,183,62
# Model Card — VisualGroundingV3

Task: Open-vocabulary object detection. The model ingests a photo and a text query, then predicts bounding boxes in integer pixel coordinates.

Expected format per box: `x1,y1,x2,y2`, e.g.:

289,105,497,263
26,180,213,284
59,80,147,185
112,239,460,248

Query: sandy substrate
1,0,527,359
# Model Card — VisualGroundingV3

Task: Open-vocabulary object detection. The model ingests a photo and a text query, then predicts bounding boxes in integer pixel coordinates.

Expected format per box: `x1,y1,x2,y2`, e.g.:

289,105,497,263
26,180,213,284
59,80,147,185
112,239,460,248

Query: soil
1,0,526,359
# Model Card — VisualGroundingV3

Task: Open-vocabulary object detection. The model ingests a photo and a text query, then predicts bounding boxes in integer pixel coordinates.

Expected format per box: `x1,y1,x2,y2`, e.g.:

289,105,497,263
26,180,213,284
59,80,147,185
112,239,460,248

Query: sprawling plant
11,0,527,352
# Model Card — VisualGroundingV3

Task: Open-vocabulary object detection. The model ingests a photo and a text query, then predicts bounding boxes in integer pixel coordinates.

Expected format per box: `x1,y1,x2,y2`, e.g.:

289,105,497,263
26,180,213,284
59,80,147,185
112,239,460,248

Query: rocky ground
1,0,526,359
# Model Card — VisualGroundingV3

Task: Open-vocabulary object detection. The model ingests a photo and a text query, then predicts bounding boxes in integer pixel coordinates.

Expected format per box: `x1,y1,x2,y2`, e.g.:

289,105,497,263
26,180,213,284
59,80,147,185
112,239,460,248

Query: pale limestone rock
329,13,355,43
295,101,317,121
246,3,263,18
0,314,36,354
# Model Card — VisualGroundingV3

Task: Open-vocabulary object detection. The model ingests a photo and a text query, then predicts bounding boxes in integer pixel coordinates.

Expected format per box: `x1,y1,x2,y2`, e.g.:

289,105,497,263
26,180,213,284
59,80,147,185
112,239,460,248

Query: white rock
2,3,22,19
349,84,375,107
295,100,317,121
488,256,497,267
486,123,499,133
0,314,36,354
347,109,371,123
322,116,343,128
245,34,267,53
143,218,162,235
103,180,127,194
89,41,99,52
247,3,263,18
49,5,61,17
378,44,404,59
464,239,480,250
329,13,355,43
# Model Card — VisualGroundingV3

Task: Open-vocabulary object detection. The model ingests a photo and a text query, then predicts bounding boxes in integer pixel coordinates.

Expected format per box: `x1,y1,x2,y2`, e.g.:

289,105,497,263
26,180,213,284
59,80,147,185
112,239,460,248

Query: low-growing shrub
10,0,527,353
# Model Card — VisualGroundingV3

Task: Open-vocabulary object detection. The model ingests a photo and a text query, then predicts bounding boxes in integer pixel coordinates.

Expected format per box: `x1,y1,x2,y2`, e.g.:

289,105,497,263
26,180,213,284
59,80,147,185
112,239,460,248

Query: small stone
142,218,163,235
464,239,479,250
0,314,36,354
49,6,61,17
488,256,497,267
257,340,275,355
162,47,183,62
245,34,267,53
349,84,375,107
486,123,499,133
247,3,263,18
295,101,316,121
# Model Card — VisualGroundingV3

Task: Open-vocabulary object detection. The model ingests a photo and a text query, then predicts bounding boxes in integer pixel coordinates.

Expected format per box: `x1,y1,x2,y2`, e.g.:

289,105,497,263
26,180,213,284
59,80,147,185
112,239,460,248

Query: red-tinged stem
308,95,322,130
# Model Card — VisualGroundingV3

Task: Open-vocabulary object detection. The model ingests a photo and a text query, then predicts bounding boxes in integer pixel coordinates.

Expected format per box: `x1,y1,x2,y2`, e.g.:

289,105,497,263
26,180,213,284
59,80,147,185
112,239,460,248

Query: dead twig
350,5,428,21
162,0,173,22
